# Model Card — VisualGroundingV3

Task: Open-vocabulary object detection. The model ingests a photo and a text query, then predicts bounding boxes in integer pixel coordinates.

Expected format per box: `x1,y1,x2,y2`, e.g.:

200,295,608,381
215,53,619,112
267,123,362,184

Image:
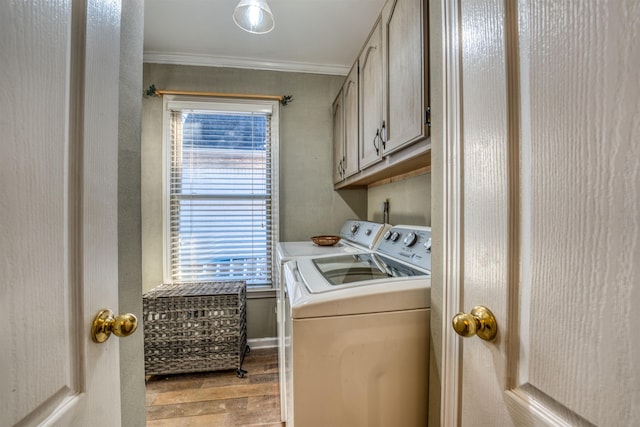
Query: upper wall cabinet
358,19,384,170
343,63,359,179
382,0,429,154
333,63,360,184
332,88,345,184
334,0,429,189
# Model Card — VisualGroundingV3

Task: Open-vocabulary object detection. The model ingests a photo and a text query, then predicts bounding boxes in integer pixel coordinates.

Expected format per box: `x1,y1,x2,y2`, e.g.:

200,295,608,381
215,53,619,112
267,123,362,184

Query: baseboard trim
247,337,278,349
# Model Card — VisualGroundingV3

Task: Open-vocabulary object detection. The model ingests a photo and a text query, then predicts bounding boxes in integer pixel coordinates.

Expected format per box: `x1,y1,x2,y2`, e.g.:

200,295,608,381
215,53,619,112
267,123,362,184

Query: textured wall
140,64,366,338
141,64,366,291
367,173,431,226
139,63,434,341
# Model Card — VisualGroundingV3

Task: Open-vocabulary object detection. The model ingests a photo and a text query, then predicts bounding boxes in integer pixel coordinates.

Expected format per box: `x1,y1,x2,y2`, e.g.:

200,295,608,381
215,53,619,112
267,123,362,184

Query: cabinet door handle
373,129,380,155
381,120,387,148
361,45,377,70
345,79,355,97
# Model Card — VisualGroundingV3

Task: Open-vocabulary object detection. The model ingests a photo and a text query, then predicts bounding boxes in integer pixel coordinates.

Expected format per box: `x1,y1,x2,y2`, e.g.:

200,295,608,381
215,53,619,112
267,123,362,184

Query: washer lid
284,260,430,318
297,253,429,294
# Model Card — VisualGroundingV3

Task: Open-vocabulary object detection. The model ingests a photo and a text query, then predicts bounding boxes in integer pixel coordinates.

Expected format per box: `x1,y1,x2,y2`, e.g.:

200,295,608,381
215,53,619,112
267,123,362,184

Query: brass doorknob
452,305,497,341
91,309,138,343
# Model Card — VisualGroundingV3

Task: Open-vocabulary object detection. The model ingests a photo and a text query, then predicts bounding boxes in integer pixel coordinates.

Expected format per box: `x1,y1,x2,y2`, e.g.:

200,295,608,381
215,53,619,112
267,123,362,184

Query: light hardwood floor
145,347,283,427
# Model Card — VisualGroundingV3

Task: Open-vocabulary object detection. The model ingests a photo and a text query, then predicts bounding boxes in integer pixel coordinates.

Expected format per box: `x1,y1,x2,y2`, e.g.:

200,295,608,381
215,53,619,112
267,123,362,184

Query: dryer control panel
377,225,432,271
338,220,389,250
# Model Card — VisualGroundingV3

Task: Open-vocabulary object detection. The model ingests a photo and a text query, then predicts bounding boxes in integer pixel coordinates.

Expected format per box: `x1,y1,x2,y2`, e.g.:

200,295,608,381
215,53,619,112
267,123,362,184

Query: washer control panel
338,220,389,250
377,225,432,271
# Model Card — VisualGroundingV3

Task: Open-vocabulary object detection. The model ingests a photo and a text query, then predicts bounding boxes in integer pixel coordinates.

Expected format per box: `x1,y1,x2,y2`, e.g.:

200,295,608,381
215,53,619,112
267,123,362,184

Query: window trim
161,95,280,290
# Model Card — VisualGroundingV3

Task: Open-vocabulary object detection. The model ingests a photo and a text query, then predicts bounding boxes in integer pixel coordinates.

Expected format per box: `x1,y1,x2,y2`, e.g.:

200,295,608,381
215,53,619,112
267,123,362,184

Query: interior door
1,1,124,426
442,1,639,426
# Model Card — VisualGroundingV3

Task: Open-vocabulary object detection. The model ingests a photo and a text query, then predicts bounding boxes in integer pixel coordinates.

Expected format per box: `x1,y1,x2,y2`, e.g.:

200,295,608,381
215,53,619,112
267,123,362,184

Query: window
163,97,279,288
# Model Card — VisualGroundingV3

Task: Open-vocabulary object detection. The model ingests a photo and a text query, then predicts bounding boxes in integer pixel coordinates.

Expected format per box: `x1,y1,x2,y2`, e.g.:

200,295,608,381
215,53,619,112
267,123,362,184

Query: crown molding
143,51,350,76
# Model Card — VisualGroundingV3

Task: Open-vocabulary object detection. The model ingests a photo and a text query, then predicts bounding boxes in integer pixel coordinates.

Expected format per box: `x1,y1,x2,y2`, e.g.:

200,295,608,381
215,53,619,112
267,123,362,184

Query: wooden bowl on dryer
311,235,341,246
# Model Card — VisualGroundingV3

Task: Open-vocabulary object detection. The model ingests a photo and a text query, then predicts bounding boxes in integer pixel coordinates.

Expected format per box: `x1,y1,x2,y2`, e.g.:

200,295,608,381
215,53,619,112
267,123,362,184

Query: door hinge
425,107,431,127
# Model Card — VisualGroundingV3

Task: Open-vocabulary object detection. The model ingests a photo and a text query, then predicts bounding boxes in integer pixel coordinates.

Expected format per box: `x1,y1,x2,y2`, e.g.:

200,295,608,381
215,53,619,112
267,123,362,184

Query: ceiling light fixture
233,0,275,34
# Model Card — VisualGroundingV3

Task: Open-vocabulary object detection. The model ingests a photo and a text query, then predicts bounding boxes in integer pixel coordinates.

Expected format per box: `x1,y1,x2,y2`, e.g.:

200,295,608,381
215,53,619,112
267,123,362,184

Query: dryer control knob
403,232,417,247
390,232,400,241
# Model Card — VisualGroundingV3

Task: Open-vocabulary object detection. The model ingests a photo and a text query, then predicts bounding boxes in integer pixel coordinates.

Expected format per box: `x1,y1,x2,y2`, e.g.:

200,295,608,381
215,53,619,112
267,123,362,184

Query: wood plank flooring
145,347,283,427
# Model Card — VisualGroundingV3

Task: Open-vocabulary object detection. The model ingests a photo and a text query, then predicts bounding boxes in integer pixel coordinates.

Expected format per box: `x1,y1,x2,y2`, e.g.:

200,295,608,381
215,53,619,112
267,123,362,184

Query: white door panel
442,1,640,425
1,1,123,426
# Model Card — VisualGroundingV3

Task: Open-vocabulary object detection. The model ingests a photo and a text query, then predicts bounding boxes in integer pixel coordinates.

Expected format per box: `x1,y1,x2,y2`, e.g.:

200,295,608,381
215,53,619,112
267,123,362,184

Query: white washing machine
282,225,432,427
275,220,390,421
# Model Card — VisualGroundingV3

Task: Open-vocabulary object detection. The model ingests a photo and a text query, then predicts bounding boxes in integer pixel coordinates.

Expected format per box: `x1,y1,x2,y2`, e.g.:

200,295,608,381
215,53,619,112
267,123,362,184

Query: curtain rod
145,84,293,105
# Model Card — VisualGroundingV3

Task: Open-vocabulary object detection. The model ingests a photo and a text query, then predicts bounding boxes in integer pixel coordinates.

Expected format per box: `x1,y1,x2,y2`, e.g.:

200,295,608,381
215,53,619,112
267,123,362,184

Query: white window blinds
167,101,275,286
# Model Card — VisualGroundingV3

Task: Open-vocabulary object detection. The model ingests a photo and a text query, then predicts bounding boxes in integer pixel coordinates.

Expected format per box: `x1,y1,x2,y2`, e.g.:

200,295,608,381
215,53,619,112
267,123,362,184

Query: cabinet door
359,20,384,169
332,89,345,184
343,63,359,178
382,0,428,154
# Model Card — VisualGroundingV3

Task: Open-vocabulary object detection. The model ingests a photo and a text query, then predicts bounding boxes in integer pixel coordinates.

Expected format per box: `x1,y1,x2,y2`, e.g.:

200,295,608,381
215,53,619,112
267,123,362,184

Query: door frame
439,0,463,424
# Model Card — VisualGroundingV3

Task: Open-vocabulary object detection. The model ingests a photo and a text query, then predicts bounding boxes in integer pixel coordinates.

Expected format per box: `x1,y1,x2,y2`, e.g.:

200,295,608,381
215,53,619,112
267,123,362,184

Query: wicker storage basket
143,281,247,376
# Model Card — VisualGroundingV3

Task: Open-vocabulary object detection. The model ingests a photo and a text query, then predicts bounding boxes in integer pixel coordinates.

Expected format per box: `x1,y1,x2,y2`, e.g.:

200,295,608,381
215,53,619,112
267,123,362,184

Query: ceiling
143,0,387,75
